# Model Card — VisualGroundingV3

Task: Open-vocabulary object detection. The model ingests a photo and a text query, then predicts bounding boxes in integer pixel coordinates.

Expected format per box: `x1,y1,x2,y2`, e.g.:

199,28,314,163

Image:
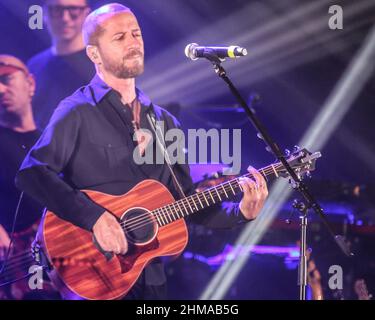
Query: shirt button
108,144,112,148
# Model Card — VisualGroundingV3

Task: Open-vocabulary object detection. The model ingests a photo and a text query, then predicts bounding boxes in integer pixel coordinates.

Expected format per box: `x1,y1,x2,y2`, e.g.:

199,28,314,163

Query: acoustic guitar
37,147,321,300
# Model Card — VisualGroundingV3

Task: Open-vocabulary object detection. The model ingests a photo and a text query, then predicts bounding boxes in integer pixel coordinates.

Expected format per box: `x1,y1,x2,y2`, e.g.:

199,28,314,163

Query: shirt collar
85,74,152,110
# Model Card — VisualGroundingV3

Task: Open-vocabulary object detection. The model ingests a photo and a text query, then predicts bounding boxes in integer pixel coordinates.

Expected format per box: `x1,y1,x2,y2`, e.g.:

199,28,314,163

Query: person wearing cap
28,0,94,129
0,54,60,299
0,54,41,239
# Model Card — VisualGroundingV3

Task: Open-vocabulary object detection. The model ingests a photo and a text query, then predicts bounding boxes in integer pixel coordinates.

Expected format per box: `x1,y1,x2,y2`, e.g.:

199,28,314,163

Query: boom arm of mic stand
207,58,353,257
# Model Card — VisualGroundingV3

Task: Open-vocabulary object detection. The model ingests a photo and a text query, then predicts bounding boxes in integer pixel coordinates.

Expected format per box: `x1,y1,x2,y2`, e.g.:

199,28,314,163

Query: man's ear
86,45,101,65
27,73,36,98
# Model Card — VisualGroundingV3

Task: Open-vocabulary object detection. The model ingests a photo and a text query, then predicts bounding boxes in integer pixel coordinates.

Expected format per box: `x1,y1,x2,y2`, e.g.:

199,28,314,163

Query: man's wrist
239,200,257,221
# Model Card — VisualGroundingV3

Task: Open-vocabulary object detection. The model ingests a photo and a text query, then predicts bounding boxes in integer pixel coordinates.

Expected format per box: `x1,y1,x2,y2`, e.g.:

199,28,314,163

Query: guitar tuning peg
284,149,291,157
293,145,300,152
265,146,272,153
257,132,263,140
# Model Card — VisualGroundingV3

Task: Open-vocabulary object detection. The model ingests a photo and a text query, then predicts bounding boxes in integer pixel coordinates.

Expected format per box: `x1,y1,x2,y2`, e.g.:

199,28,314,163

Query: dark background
1,0,374,299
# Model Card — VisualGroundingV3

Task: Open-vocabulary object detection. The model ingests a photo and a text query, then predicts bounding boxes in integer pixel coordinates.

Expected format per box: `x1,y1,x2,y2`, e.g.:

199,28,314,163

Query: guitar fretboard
151,163,283,227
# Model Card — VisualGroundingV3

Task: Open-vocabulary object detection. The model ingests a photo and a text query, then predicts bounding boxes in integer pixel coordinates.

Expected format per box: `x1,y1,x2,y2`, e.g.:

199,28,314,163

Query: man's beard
105,50,144,79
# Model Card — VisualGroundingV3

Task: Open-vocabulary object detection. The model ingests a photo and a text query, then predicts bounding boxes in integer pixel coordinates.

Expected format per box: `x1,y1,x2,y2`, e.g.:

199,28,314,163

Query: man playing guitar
15,4,268,300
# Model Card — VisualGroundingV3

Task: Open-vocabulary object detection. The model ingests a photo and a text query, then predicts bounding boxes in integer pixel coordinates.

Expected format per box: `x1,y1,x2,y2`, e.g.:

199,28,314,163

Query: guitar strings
0,247,36,280
119,165,281,233
0,250,34,268
0,159,308,285
0,164,284,280
120,180,242,231
119,166,277,232
120,173,246,229
0,255,35,282
0,246,38,270
0,180,246,279
1,248,31,261
0,179,244,278
0,256,35,280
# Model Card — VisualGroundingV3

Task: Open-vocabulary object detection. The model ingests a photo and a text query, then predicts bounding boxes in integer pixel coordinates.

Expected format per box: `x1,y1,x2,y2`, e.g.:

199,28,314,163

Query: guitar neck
152,162,283,227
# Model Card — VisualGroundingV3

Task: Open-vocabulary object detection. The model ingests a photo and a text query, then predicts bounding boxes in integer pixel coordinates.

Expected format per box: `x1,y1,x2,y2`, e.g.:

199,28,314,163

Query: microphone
185,43,247,61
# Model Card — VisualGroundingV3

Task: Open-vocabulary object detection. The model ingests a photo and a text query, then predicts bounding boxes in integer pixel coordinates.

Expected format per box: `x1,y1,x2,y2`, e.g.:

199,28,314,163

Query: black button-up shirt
15,74,248,285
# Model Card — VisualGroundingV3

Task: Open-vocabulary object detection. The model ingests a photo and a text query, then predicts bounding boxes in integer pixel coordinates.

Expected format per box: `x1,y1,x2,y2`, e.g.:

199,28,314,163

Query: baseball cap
0,61,27,76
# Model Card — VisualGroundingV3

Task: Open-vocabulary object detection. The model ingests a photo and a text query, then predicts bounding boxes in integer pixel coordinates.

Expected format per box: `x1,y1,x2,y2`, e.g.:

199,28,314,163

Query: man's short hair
82,3,132,46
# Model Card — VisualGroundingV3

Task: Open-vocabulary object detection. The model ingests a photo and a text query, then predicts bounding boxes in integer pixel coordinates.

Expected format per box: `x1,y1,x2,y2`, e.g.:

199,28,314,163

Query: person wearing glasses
27,0,94,129
0,55,60,299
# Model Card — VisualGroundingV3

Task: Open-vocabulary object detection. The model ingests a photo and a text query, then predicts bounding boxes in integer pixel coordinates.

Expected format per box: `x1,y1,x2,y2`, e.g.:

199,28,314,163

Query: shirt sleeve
15,102,105,231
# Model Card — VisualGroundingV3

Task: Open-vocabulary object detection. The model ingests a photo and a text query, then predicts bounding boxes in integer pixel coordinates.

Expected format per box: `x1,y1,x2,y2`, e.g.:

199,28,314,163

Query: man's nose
61,9,72,23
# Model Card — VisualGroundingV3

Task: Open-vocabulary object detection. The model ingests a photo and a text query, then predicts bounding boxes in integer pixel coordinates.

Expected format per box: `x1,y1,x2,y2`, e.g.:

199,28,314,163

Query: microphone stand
201,54,353,300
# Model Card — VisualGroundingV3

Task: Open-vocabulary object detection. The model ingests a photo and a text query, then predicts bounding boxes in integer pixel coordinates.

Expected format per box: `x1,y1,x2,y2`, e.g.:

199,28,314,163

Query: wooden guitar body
40,180,188,300
39,148,320,300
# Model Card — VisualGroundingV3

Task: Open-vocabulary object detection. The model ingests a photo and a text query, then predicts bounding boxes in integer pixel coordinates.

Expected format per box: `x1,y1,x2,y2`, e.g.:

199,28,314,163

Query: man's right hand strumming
92,211,128,255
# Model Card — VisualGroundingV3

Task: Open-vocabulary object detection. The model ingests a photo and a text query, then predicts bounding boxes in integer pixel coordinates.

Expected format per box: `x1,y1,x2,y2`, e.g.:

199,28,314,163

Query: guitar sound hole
121,208,157,244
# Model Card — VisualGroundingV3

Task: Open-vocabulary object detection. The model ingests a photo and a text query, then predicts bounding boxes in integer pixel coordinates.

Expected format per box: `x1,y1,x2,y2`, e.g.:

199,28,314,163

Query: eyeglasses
46,5,88,20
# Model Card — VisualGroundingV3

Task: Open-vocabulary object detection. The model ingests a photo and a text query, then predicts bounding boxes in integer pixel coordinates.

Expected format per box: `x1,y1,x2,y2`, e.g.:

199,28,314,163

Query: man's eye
115,35,124,41
0,76,11,84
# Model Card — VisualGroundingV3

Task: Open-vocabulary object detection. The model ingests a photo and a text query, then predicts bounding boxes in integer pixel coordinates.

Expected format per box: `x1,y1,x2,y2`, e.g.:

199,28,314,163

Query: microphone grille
184,43,199,60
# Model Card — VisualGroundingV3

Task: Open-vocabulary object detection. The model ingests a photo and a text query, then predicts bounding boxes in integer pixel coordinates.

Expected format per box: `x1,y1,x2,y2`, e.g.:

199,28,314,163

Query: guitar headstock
278,146,321,179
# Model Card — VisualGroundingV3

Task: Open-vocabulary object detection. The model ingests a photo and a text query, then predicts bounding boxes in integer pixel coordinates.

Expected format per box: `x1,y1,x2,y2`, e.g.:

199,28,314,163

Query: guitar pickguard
116,237,160,274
